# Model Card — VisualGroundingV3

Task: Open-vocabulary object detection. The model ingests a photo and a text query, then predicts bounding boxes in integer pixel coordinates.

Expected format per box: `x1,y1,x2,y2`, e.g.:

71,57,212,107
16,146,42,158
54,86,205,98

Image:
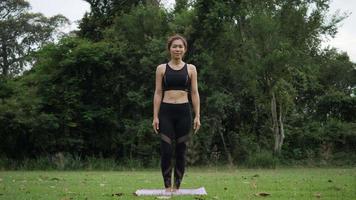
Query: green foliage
0,0,355,167
316,91,356,122
0,78,14,100
78,0,157,41
284,118,356,164
245,150,279,168
0,0,69,77
0,154,159,170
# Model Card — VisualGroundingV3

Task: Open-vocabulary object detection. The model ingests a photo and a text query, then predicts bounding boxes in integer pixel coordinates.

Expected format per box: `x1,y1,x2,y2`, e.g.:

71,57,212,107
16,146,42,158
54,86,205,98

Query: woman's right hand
152,117,159,134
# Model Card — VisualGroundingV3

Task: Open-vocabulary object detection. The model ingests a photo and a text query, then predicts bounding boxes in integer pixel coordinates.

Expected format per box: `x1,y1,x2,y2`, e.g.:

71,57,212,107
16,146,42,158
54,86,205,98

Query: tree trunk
271,91,279,154
278,103,285,152
1,43,9,77
238,16,246,42
271,91,285,155
217,120,234,166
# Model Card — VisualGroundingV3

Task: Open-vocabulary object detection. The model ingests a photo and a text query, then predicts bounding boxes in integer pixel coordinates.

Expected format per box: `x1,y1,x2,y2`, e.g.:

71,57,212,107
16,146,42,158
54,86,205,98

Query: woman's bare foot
172,186,178,192
165,187,172,192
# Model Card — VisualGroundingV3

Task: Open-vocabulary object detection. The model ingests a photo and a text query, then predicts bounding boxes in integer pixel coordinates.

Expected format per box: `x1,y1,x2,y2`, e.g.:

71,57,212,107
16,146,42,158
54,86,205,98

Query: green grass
0,167,355,199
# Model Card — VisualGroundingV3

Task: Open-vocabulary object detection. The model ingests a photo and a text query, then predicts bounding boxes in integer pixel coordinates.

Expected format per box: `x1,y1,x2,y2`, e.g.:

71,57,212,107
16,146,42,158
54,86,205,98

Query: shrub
245,150,279,168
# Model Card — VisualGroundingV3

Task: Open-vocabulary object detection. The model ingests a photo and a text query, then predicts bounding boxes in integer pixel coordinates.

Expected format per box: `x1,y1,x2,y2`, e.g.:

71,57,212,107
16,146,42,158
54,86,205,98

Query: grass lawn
0,167,355,199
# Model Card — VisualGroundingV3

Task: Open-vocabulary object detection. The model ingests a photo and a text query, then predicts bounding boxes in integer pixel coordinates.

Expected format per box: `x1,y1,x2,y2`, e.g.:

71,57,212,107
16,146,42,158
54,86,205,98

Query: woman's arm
152,64,164,134
189,64,201,133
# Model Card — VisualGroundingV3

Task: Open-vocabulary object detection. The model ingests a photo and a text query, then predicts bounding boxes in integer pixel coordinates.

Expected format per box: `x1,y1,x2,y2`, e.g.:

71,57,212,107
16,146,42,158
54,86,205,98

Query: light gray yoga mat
135,187,207,196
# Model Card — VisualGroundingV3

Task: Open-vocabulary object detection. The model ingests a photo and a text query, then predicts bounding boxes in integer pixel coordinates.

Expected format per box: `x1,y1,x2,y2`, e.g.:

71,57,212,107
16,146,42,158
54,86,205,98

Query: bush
0,154,162,170
245,150,279,168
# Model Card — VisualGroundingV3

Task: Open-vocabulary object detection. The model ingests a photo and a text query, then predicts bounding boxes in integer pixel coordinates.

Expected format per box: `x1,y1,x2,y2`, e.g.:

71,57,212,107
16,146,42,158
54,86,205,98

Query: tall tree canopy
0,0,68,77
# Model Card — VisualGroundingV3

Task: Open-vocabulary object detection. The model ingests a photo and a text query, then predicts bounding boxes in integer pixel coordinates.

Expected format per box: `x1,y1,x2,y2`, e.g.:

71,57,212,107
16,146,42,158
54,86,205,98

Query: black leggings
159,102,192,189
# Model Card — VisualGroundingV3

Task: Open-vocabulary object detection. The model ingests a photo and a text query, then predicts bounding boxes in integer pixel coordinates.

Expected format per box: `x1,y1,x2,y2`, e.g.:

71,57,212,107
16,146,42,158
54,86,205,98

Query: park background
0,0,356,170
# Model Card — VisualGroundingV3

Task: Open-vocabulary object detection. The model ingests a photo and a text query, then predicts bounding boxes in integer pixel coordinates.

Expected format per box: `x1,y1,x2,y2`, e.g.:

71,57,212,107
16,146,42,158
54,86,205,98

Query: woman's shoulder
187,63,197,71
156,64,167,76
156,63,167,71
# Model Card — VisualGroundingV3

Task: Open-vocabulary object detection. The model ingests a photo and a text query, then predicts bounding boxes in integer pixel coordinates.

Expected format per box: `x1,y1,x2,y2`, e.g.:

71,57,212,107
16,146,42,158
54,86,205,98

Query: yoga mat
135,187,207,196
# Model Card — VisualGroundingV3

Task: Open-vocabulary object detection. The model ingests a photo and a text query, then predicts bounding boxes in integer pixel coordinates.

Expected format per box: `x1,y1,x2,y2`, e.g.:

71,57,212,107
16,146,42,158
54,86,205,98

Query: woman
152,34,201,192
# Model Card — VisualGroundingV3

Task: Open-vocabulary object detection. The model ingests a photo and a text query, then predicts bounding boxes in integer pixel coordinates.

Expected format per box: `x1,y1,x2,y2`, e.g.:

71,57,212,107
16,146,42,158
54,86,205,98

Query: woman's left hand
193,117,201,134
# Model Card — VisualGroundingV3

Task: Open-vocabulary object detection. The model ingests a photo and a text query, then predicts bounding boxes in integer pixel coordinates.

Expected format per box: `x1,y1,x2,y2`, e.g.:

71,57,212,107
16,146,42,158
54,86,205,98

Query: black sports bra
162,63,190,92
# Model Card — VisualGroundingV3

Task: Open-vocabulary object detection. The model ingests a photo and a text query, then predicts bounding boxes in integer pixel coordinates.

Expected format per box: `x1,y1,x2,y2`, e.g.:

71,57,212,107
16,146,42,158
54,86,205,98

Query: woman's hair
167,34,187,51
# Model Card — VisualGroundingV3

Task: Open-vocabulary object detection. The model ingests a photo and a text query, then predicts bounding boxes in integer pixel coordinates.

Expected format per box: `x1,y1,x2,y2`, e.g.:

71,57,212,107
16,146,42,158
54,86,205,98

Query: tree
78,0,161,41
0,0,68,77
238,0,347,155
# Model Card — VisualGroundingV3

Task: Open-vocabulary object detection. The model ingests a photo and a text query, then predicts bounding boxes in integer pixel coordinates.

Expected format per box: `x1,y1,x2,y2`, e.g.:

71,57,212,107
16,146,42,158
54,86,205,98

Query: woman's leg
159,114,175,189
173,105,192,189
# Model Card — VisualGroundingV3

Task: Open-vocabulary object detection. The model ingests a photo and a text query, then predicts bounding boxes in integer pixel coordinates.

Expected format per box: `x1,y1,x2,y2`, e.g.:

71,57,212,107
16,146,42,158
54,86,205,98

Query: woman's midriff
162,90,189,104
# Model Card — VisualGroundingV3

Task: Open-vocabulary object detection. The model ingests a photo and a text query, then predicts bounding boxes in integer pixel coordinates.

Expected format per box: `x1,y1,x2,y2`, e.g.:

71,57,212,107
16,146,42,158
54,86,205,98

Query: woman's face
169,39,186,60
